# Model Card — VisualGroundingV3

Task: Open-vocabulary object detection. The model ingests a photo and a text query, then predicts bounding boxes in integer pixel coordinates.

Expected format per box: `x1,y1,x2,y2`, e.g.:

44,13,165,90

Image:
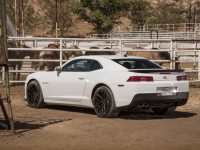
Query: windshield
112,59,162,69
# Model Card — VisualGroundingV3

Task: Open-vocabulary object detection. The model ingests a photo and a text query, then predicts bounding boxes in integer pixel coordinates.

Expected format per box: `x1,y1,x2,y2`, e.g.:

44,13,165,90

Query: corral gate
1,37,200,83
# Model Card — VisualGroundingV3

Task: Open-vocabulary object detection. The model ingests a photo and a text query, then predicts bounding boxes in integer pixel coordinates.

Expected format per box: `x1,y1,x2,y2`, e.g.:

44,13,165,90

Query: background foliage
72,0,130,34
5,0,200,36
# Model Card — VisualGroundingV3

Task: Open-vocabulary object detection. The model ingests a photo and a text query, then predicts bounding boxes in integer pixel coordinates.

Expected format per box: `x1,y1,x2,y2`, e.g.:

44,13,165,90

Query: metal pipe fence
0,37,199,83
89,32,198,39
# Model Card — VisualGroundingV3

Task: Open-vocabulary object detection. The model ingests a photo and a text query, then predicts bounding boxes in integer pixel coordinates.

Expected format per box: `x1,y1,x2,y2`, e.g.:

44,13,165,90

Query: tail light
127,76,153,82
177,75,187,81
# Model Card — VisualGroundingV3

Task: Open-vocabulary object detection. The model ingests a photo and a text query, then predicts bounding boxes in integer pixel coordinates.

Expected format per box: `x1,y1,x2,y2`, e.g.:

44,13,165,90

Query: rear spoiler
129,69,185,73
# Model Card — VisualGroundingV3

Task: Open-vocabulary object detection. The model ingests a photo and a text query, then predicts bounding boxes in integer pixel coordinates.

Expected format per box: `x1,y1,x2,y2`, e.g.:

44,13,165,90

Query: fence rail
0,37,199,83
89,23,200,40
89,31,199,39
112,23,200,33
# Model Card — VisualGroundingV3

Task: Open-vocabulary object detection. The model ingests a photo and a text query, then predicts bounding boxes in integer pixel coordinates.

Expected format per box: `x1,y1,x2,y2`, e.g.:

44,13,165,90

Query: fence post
170,40,173,69
34,40,37,48
198,50,200,81
194,41,197,69
174,41,177,69
59,39,62,66
119,40,122,55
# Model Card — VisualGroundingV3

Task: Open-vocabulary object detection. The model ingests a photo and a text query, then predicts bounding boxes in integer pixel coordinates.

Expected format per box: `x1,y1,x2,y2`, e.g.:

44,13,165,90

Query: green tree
150,0,184,24
73,0,130,34
24,2,41,34
6,0,41,35
42,0,73,37
128,0,152,27
6,0,15,23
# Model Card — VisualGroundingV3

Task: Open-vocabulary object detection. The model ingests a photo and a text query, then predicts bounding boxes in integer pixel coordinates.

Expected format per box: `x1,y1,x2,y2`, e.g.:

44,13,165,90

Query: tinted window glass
62,59,93,72
112,59,162,69
91,61,102,71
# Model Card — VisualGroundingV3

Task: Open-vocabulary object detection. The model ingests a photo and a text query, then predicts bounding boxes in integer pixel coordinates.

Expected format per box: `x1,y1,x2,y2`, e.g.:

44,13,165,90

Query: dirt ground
0,85,200,150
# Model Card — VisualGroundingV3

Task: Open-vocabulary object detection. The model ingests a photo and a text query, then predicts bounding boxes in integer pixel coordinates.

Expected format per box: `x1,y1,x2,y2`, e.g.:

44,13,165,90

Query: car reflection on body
24,55,189,118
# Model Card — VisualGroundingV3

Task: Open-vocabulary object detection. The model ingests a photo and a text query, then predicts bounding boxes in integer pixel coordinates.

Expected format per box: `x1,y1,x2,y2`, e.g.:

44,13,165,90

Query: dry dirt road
0,85,200,150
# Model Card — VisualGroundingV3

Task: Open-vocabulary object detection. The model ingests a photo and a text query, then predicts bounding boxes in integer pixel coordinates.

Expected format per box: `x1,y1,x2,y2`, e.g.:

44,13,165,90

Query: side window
62,59,92,72
90,61,102,71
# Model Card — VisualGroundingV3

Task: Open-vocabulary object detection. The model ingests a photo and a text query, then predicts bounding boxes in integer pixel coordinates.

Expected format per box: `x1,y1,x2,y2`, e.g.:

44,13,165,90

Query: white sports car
24,55,189,118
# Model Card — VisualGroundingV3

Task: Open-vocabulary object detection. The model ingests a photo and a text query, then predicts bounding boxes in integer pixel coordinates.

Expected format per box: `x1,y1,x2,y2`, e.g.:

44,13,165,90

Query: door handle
78,77,84,80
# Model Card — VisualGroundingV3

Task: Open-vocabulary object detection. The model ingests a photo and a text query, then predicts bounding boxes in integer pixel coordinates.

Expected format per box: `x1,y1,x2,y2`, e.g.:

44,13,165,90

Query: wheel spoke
96,93,103,100
26,81,45,108
93,89,111,116
27,84,40,106
93,86,119,118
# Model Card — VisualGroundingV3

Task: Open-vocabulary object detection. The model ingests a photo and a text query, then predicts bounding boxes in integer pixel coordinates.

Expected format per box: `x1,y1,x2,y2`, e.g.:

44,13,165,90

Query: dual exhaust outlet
137,102,150,109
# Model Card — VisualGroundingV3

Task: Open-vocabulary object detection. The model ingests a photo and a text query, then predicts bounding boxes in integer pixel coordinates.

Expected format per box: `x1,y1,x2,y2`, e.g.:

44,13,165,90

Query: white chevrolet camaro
24,55,189,118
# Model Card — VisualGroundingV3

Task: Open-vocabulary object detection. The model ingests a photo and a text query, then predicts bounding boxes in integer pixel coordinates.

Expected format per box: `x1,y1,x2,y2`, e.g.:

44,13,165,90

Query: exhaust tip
137,102,150,109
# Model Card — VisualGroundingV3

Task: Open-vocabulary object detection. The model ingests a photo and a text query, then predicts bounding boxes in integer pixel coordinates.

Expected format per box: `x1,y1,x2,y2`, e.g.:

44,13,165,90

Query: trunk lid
129,69,186,81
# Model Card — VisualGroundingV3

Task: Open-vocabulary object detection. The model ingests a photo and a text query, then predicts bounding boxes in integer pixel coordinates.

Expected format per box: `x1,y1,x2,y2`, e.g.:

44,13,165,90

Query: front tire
92,86,119,118
26,80,46,108
152,106,177,115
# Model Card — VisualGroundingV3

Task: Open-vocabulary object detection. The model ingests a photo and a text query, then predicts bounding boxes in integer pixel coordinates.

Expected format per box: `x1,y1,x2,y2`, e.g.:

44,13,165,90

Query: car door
48,59,93,103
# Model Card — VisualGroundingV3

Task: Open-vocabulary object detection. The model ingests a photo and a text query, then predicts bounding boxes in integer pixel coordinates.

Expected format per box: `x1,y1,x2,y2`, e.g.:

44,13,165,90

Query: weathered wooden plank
0,0,6,65
0,97,11,130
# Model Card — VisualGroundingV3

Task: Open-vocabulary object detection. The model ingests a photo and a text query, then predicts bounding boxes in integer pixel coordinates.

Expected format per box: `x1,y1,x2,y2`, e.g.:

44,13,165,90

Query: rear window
112,59,162,69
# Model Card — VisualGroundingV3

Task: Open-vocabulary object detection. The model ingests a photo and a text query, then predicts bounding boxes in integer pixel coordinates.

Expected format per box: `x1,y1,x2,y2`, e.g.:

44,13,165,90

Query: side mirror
55,66,62,71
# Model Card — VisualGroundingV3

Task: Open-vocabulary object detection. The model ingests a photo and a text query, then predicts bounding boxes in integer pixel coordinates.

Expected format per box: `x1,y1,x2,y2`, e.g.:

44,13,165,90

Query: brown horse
63,45,83,59
7,41,38,80
35,44,83,71
37,44,60,70
85,47,116,55
126,47,171,66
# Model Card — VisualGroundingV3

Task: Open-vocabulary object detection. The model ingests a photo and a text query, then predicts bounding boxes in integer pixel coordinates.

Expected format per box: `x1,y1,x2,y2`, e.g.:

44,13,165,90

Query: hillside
27,0,199,36
30,1,132,37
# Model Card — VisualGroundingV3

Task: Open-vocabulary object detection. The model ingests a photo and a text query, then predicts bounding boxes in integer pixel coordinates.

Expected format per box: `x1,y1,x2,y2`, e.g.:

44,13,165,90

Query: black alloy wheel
27,80,46,108
92,86,119,118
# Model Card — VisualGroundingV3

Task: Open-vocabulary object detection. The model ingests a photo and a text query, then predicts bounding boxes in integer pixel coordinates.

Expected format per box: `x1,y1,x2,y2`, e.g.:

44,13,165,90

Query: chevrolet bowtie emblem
163,76,168,79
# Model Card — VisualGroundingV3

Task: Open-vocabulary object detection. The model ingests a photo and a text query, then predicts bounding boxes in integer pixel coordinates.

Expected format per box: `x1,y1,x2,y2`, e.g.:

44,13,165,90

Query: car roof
103,55,145,59
65,55,149,71
74,55,146,60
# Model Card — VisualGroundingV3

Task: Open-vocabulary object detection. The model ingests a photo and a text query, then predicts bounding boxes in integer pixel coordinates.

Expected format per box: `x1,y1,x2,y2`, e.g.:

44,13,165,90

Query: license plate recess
157,87,177,96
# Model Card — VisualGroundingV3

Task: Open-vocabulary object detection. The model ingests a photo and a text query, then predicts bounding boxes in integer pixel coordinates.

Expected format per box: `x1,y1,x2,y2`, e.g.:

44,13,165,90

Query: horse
126,47,171,66
7,41,37,80
63,45,83,59
35,44,83,71
85,46,116,55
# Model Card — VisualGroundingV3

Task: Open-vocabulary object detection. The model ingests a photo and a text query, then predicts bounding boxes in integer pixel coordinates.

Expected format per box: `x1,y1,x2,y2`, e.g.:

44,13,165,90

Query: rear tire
152,106,177,115
92,86,119,118
26,80,46,108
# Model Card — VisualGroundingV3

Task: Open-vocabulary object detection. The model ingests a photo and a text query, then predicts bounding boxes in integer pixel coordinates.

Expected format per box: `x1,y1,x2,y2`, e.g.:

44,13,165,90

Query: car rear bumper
119,92,189,110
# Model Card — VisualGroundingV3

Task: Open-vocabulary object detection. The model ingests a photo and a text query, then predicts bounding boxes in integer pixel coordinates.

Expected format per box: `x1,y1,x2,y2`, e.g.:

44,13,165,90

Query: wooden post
14,0,17,35
198,50,200,81
0,97,10,129
170,40,173,69
56,0,58,38
0,0,15,134
21,0,24,36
